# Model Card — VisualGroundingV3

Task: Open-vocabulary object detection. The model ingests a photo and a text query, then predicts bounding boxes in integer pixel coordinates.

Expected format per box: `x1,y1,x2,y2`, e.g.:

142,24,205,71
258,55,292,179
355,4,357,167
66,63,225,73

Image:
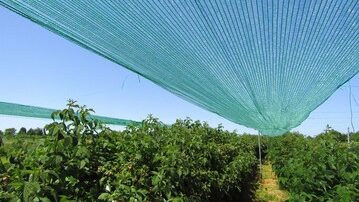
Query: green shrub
95,117,260,201
0,101,261,201
18,127,27,135
26,128,44,136
0,100,105,201
268,133,359,201
4,128,16,136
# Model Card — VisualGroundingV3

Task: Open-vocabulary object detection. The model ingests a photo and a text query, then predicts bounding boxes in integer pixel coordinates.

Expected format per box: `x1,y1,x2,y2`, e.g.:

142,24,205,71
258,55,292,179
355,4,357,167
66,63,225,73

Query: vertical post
347,127,350,145
258,131,262,179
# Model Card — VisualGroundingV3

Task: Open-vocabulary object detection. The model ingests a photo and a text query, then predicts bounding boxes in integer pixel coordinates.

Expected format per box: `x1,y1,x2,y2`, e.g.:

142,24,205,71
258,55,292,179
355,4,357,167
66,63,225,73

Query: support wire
349,84,355,132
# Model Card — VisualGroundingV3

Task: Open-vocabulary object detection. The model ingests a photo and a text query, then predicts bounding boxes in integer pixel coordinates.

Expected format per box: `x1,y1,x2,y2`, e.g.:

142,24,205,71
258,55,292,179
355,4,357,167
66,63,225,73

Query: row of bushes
0,127,44,136
0,101,264,201
268,131,359,201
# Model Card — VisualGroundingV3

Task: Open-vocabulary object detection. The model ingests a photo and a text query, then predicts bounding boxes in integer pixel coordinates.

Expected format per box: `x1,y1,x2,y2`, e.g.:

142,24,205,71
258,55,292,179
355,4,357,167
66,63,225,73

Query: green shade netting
0,1,358,135
0,101,139,126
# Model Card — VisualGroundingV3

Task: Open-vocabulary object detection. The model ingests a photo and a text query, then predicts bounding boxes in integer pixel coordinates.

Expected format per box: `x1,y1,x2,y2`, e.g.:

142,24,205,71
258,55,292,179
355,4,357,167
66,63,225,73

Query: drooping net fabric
0,0,358,135
0,102,139,126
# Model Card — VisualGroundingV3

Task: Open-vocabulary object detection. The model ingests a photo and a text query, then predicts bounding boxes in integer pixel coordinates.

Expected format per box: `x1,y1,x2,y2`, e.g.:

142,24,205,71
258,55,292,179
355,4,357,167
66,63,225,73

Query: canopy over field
0,0,358,135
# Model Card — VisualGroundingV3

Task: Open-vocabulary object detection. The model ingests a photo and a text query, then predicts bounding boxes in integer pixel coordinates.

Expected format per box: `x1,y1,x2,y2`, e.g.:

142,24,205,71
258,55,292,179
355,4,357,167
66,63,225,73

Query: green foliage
0,133,3,158
0,132,3,147
351,132,359,142
0,100,105,201
268,132,359,201
315,127,348,142
0,101,261,201
26,128,44,136
4,128,16,136
18,127,27,135
96,118,260,201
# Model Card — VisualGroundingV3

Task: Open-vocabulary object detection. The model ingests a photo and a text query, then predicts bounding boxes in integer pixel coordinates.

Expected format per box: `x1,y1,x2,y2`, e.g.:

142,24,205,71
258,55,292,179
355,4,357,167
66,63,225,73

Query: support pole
347,127,350,145
258,131,262,179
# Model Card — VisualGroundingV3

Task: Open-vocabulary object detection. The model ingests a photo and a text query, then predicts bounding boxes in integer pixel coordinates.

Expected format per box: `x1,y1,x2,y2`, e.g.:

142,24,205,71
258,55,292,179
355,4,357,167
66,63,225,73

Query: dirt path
255,162,288,202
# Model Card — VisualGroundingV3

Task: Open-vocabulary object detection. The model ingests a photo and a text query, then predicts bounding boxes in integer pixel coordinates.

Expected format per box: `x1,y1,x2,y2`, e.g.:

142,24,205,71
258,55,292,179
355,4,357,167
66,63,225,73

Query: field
269,132,359,201
1,102,359,201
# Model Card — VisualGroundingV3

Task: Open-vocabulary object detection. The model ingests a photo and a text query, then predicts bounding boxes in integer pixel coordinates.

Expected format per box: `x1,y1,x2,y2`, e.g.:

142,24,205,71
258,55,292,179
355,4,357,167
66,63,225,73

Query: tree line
0,127,44,136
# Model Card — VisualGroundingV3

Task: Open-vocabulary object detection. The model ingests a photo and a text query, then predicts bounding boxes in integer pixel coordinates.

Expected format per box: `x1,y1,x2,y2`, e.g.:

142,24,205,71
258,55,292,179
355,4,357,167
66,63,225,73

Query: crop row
268,131,359,201
0,101,264,201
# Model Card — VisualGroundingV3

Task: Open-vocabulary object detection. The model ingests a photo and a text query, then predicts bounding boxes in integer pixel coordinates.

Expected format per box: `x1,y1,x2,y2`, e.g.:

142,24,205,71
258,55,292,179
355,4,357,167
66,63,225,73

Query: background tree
0,130,3,147
27,128,43,136
27,128,35,136
317,127,346,142
4,128,16,136
18,127,27,135
33,128,43,136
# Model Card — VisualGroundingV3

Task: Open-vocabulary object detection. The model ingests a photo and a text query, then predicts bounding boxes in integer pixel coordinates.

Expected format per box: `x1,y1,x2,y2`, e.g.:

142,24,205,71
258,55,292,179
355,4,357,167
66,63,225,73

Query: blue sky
0,6,358,135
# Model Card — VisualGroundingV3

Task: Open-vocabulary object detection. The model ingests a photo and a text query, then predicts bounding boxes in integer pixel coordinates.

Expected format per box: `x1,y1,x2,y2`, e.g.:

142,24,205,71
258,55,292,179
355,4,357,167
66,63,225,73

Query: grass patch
255,161,288,202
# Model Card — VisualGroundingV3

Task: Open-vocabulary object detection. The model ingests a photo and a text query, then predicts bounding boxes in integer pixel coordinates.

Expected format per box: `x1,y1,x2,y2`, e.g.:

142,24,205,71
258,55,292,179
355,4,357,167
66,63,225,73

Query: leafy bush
268,133,359,201
96,118,261,201
18,127,27,135
0,100,105,201
351,132,359,142
4,128,16,136
0,101,261,201
315,127,348,142
26,128,44,136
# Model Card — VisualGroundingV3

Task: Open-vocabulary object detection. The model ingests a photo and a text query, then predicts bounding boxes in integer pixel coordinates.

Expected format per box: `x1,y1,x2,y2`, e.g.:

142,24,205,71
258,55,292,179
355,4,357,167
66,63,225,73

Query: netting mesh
0,102,139,126
0,0,358,135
